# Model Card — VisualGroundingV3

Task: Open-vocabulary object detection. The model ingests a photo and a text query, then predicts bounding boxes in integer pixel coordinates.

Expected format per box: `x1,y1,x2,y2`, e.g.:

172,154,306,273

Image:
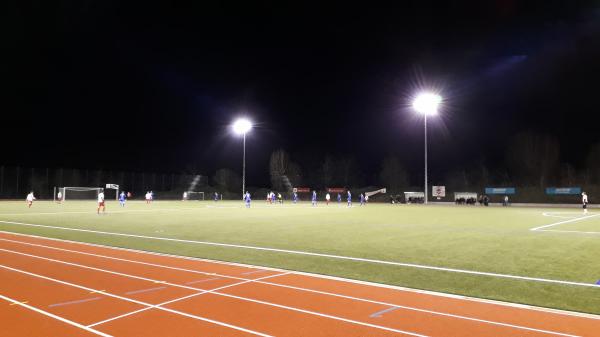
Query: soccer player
365,194,369,204
337,193,341,203
244,191,251,208
293,192,298,204
150,191,154,203
214,192,219,202
56,190,62,204
311,190,317,206
582,192,589,214
360,193,365,206
26,191,36,208
182,191,188,201
325,193,331,205
277,193,283,204
97,190,106,214
347,190,352,207
145,191,151,204
119,191,126,207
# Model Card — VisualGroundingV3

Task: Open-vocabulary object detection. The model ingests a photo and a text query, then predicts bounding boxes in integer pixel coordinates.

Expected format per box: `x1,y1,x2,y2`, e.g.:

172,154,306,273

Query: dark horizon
4,1,600,187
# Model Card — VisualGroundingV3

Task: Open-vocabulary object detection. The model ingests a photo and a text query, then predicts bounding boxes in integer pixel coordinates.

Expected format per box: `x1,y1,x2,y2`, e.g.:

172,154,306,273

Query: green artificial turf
1,200,599,314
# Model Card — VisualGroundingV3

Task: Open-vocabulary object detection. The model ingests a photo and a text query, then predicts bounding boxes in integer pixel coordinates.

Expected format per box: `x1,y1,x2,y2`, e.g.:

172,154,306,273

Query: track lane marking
0,293,113,337
2,230,600,321
0,246,583,337
0,263,275,337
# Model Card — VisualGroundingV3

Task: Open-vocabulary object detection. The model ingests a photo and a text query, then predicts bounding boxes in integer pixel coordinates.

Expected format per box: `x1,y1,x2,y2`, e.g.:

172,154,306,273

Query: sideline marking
0,293,113,337
0,245,584,337
2,220,599,289
9,300,28,306
3,230,600,321
0,263,276,337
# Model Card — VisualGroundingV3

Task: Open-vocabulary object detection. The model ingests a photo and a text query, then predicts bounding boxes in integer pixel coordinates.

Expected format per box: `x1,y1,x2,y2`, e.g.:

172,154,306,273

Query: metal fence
0,166,207,200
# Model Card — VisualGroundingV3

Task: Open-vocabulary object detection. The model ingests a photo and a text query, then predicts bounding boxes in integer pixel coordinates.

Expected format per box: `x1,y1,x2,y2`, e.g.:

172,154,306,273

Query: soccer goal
186,191,205,201
55,187,103,202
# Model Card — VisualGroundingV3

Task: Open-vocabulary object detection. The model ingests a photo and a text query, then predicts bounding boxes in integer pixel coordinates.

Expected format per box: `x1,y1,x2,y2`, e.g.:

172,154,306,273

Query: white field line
0,248,431,337
0,244,583,337
2,231,600,321
87,272,290,328
0,293,114,337
531,214,600,231
2,220,600,289
0,264,275,337
0,207,213,216
538,230,600,235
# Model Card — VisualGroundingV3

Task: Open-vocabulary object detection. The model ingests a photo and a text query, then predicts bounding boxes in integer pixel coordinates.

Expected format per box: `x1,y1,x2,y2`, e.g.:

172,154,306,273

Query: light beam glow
413,93,442,115
232,118,252,135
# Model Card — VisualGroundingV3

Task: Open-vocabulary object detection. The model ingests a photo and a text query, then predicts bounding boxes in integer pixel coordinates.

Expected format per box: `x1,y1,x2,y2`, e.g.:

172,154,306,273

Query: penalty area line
531,214,600,231
1,220,600,289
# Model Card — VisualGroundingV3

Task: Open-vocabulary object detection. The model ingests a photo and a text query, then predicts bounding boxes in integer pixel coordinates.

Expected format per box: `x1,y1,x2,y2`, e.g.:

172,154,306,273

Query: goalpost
185,191,205,201
54,187,103,202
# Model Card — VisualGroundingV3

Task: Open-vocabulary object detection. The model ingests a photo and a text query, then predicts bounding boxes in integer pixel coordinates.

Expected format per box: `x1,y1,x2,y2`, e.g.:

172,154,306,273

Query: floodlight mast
232,118,253,198
412,93,441,204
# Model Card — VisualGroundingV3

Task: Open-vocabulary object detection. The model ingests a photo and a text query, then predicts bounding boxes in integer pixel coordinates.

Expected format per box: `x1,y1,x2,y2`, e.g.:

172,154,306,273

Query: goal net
56,187,103,201
186,191,205,201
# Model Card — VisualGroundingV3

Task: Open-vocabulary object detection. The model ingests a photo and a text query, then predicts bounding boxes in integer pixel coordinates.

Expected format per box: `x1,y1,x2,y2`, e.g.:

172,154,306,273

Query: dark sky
3,1,600,185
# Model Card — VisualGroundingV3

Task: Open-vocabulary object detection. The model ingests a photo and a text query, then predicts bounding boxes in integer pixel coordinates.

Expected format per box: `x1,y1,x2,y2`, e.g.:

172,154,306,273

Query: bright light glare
413,93,442,115
232,118,252,135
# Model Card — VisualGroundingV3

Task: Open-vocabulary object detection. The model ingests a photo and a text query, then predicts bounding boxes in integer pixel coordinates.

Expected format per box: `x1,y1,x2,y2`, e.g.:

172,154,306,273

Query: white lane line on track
0,236,590,336
87,272,291,329
0,249,433,337
531,214,600,231
0,245,582,337
2,220,599,289
0,263,276,337
3,230,600,321
0,293,113,337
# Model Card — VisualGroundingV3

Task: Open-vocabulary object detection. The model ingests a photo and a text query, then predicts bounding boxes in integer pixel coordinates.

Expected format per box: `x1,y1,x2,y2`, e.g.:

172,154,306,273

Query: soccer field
1,200,599,315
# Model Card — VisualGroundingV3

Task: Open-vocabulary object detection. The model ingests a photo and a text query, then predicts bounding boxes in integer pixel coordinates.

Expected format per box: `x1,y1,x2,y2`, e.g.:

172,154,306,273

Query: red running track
0,231,599,337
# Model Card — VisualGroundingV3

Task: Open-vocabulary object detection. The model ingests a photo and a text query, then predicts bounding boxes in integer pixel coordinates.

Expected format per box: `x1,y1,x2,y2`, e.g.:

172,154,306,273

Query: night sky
4,1,600,186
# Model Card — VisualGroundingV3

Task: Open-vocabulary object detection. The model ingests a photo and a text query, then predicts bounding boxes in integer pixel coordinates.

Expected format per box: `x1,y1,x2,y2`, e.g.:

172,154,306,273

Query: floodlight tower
412,93,442,204
232,118,253,198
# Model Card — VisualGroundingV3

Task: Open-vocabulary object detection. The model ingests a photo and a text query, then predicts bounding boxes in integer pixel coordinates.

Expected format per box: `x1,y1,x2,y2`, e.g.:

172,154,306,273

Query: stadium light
232,118,252,135
232,118,253,198
413,92,442,204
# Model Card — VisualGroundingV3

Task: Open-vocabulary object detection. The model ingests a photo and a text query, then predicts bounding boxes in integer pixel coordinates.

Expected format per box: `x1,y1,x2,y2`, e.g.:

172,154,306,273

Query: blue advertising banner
545,187,581,195
485,187,516,195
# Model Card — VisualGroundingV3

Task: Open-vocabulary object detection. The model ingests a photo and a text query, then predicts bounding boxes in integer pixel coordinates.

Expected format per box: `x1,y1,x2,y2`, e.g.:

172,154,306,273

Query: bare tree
320,155,335,187
213,168,241,193
586,142,600,184
379,155,409,193
269,149,290,191
506,132,559,187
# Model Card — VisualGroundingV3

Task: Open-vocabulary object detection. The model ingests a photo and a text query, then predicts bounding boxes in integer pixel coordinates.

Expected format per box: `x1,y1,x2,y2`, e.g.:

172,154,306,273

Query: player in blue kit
311,190,317,206
244,191,251,208
293,192,298,203
337,193,341,203
347,190,352,207
119,191,126,207
360,193,365,206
